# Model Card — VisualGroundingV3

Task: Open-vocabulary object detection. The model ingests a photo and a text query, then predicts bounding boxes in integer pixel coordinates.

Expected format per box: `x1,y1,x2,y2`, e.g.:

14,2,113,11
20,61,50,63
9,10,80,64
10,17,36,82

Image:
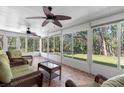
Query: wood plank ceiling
0,6,124,35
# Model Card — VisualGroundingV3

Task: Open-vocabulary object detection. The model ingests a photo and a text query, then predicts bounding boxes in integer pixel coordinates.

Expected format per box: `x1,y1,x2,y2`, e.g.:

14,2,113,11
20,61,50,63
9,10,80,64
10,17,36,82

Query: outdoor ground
64,54,124,67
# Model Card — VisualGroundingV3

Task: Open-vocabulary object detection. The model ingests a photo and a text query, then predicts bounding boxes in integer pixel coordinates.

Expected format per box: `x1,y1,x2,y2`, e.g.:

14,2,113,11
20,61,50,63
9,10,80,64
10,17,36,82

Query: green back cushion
101,74,124,87
0,54,13,83
0,50,5,55
9,50,22,58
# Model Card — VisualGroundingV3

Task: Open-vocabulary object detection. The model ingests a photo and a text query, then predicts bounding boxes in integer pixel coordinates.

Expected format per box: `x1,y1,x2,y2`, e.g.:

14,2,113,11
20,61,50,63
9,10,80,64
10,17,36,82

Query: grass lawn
63,54,124,67
92,55,117,67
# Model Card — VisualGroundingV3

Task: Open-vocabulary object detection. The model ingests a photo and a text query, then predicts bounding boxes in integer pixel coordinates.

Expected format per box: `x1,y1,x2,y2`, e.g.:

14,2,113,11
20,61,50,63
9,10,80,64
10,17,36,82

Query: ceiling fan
26,6,72,27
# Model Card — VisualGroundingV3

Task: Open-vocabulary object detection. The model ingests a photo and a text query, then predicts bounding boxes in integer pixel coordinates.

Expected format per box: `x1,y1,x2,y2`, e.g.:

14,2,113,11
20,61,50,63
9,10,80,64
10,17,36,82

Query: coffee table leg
37,64,39,71
49,73,51,86
59,66,61,80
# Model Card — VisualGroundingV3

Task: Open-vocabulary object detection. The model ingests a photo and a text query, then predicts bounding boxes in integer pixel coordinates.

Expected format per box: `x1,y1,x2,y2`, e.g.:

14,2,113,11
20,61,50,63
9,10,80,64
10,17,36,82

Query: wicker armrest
10,58,28,67
11,58,26,62
94,74,108,84
10,71,43,87
22,55,33,59
65,80,77,87
22,55,33,66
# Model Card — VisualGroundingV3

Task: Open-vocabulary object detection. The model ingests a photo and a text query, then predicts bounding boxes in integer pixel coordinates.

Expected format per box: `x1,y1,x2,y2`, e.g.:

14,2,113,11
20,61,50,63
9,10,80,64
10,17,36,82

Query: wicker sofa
65,74,124,87
65,74,107,87
0,50,43,87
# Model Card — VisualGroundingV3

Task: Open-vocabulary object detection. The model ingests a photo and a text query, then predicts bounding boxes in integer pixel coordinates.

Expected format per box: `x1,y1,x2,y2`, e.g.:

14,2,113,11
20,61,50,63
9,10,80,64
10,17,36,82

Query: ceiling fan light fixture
48,6,52,11
47,19,54,22
26,27,31,34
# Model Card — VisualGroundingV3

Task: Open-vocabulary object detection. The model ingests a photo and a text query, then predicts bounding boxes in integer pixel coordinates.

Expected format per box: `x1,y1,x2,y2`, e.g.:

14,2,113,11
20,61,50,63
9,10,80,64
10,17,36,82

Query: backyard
42,24,124,68
64,54,124,67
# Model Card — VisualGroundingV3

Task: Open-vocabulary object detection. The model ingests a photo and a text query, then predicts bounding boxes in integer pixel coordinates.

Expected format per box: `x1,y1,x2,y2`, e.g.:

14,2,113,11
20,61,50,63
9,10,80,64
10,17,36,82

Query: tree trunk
103,39,107,56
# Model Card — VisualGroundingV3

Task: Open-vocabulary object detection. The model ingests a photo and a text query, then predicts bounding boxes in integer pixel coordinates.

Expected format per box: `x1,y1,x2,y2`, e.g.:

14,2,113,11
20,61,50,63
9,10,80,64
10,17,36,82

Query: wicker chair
6,50,33,67
0,50,43,87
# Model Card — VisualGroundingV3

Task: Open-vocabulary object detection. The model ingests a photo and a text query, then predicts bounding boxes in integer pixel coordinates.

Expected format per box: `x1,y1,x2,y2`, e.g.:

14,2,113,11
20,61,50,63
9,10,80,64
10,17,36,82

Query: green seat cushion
0,54,13,83
11,64,30,73
11,64,35,78
9,50,22,58
101,74,124,87
79,82,100,87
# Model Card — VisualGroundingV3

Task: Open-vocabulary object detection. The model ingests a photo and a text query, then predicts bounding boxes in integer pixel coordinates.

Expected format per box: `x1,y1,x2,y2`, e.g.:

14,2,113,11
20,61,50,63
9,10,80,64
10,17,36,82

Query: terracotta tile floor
33,56,94,87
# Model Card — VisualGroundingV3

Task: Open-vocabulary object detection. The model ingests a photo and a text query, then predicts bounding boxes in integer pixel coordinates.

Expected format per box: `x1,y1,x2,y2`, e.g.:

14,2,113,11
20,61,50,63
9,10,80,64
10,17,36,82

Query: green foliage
8,37,16,51
8,47,16,51
28,38,33,52
49,37,54,52
8,37,16,46
20,37,25,52
73,31,87,54
42,38,47,52
48,35,61,54
93,24,117,56
63,34,72,54
34,39,39,51
55,36,60,52
121,26,124,56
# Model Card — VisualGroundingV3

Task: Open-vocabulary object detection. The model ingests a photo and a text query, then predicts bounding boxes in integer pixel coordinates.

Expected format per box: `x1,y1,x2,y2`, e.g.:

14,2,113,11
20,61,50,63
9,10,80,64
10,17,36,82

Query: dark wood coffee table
38,61,61,86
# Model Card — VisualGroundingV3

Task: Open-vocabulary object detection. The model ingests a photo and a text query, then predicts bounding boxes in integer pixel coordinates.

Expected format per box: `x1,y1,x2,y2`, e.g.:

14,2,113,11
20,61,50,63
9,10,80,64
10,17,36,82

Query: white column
16,36,20,50
71,33,74,58
117,22,121,69
39,38,41,52
61,30,63,64
47,31,49,58
25,36,28,53
33,38,35,52
53,35,55,54
87,23,93,74
3,36,8,51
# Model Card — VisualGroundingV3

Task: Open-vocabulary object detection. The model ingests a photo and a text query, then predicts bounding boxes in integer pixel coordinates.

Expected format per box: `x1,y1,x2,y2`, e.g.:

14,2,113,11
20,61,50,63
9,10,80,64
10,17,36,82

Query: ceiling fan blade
42,20,49,27
55,15,71,20
52,20,62,27
43,6,54,17
26,16,46,19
